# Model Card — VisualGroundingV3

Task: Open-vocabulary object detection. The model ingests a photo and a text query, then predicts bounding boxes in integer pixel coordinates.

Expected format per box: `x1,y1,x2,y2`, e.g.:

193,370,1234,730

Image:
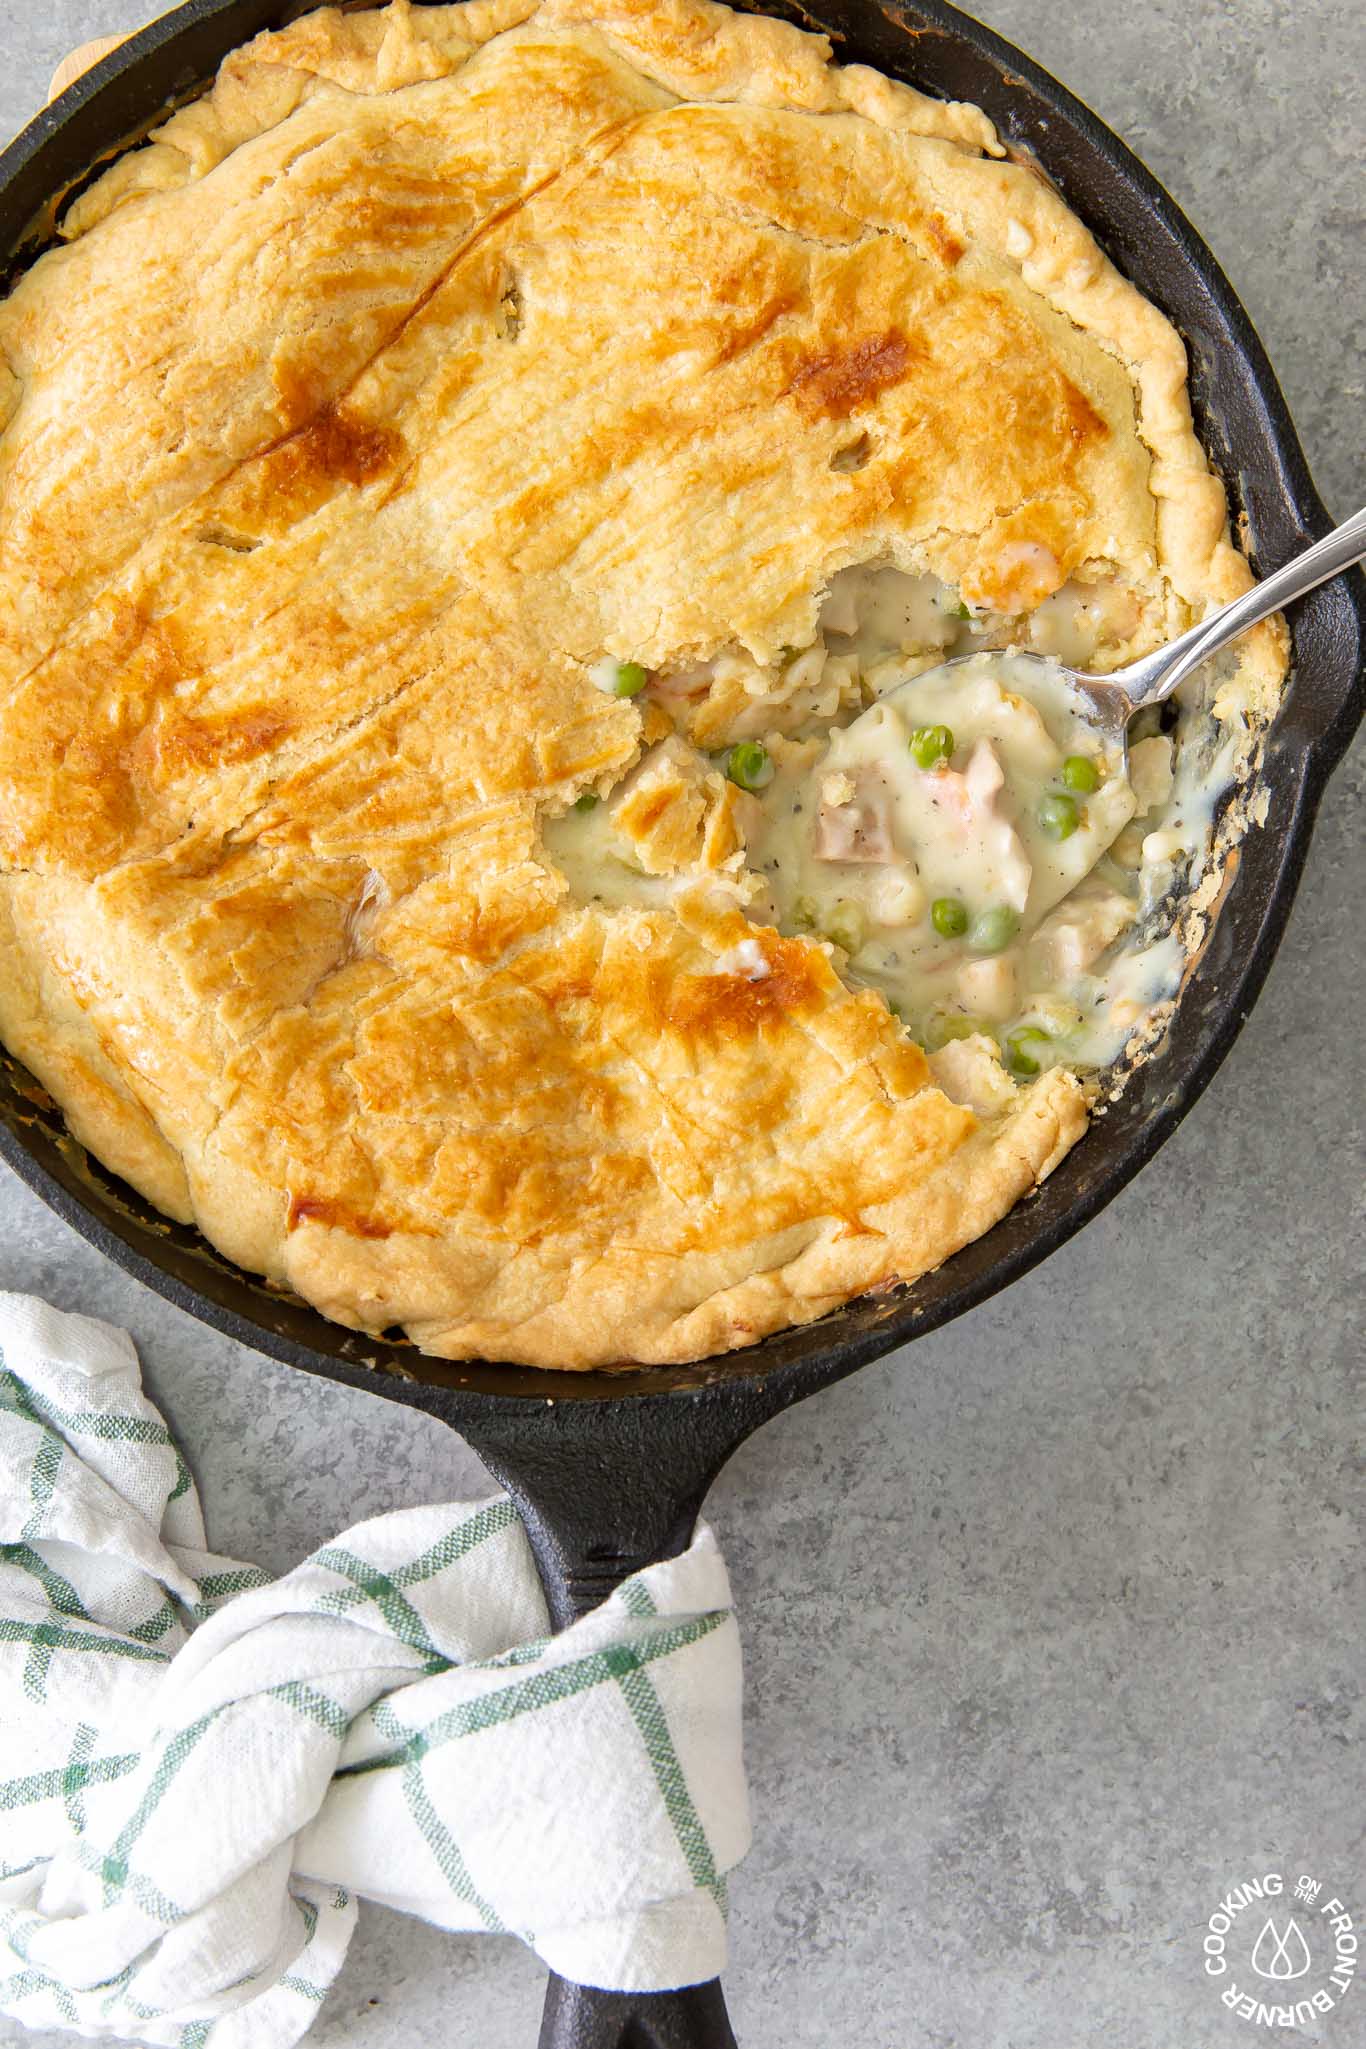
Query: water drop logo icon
1250,1915,1313,1982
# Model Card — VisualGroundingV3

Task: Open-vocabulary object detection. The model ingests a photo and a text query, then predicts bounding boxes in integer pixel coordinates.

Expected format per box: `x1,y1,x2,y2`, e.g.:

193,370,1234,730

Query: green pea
573,791,599,813
1038,791,1080,840
612,661,649,698
791,895,820,934
931,896,969,938
823,900,868,956
968,906,1018,955
951,601,972,622
1005,1025,1052,1076
1062,754,1101,794
909,724,954,770
725,741,775,792
924,1010,987,1051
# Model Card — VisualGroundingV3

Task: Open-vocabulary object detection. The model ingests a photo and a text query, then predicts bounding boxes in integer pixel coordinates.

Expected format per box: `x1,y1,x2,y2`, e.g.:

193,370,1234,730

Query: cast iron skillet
1,2,1362,2042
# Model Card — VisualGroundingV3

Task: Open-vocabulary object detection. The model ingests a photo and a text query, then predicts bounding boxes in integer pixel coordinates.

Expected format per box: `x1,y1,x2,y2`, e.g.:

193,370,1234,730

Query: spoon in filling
744,652,1145,1072
1012,506,1366,763
745,507,1365,1073
553,510,1363,1083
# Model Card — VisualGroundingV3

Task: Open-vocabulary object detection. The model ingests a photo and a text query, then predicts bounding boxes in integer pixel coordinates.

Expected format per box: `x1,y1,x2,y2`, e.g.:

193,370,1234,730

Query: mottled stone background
0,4,1360,2044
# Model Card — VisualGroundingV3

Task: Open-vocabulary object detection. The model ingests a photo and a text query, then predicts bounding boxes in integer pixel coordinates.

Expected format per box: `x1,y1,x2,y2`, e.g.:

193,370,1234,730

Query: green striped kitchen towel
0,1293,749,2046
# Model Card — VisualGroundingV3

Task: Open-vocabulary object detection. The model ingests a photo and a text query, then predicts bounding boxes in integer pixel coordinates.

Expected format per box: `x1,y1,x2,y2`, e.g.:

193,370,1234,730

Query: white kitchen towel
0,1293,749,2046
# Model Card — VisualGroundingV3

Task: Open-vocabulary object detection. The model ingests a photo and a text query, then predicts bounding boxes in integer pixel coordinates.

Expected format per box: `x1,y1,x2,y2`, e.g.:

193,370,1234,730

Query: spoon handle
1118,503,1366,708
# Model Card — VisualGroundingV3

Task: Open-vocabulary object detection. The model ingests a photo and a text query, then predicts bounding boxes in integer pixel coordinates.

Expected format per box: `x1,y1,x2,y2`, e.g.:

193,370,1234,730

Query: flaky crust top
0,0,1283,1366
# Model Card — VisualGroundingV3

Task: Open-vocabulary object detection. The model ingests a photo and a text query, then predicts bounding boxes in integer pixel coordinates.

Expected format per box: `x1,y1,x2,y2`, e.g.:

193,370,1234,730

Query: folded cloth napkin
0,1293,749,2046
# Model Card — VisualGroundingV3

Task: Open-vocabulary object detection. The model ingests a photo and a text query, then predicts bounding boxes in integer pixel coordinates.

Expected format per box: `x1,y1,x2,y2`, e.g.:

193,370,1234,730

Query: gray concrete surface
0,3,1361,2044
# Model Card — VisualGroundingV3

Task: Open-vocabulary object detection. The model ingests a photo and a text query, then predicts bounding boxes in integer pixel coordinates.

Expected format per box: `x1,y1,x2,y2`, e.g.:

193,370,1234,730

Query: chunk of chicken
965,735,1004,810
921,739,1033,912
815,771,898,863
957,950,1019,1021
653,659,716,704
1129,735,1174,815
870,870,926,926
1029,882,1134,981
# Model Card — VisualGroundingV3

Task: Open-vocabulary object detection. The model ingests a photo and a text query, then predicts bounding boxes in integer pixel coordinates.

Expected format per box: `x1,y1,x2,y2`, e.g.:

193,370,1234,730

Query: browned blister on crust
0,0,1281,1366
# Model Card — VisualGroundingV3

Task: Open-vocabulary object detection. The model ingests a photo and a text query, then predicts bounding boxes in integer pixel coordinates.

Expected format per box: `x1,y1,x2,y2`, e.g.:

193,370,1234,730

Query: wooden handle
49,36,129,105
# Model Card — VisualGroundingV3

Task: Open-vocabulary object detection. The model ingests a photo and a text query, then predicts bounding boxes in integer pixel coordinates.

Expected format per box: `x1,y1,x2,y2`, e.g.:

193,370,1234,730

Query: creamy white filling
555,560,1236,1078
540,799,671,909
819,562,962,656
746,653,1146,1067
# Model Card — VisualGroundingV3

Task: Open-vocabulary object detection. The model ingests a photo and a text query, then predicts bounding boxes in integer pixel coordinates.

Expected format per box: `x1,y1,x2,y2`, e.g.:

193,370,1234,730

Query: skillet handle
459,1390,760,2049
538,1976,736,2049
525,1495,740,2049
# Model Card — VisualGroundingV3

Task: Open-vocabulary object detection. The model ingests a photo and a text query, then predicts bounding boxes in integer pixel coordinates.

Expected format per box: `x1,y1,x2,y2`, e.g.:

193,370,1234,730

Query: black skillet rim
0,0,1360,1419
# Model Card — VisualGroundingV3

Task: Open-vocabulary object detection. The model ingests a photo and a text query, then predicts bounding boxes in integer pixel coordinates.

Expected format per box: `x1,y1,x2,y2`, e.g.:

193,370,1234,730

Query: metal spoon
1055,506,1366,759
947,506,1366,761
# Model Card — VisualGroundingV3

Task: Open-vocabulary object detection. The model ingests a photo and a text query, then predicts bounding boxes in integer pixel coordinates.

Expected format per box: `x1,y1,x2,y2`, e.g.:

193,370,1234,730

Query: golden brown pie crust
0,0,1285,1366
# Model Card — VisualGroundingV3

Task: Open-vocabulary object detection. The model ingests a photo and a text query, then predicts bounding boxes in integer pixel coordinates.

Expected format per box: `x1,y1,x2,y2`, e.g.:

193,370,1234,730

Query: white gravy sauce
745,653,1160,1066
547,565,1246,1079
